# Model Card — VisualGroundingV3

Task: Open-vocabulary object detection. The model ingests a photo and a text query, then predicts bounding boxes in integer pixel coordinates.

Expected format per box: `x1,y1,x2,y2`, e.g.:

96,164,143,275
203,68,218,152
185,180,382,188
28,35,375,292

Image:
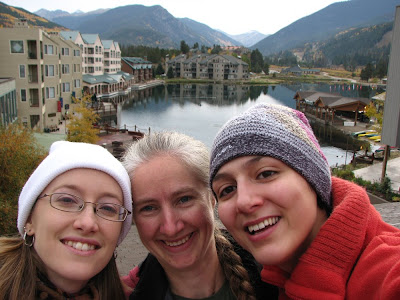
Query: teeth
164,235,190,247
248,217,279,233
64,240,96,251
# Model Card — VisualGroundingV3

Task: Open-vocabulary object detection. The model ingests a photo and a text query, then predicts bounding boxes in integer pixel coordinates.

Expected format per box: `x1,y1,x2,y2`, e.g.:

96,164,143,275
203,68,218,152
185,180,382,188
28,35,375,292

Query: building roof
372,92,386,101
102,40,114,49
122,57,152,69
81,34,101,45
83,72,134,85
59,31,80,41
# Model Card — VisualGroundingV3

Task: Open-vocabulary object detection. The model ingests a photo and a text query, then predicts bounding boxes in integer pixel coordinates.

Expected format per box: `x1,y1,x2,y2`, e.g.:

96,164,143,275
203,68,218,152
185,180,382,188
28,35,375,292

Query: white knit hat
18,141,132,245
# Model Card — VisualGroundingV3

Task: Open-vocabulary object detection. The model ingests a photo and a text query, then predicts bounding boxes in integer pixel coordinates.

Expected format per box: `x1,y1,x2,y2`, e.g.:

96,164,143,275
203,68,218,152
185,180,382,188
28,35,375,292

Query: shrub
0,123,46,235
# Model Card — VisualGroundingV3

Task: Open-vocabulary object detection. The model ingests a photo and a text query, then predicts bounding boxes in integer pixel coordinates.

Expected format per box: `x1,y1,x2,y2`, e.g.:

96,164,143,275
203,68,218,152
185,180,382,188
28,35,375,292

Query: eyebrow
212,156,264,183
134,186,201,205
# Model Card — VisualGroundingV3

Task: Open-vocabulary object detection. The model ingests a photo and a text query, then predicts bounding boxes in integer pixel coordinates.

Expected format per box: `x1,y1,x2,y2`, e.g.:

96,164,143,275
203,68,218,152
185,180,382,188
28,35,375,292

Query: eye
97,203,119,215
218,185,237,199
178,195,192,204
139,205,156,212
53,194,80,206
257,170,276,179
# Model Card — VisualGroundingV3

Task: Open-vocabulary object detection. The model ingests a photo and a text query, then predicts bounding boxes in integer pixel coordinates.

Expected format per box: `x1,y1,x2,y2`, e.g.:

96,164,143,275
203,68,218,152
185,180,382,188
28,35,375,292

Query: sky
4,0,344,35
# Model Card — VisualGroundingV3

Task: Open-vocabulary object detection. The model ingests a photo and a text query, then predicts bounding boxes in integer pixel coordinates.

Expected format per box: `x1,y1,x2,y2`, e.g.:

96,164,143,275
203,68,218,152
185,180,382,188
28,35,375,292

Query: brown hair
0,235,125,300
215,228,256,300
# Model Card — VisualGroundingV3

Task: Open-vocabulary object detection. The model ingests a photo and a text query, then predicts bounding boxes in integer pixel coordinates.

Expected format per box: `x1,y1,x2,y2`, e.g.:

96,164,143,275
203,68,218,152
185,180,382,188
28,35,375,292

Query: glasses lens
51,193,82,212
96,203,126,221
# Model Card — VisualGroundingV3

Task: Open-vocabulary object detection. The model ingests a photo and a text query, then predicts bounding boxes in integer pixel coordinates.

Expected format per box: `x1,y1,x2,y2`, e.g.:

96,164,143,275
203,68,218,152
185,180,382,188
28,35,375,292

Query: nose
236,180,264,214
73,203,100,233
159,207,184,237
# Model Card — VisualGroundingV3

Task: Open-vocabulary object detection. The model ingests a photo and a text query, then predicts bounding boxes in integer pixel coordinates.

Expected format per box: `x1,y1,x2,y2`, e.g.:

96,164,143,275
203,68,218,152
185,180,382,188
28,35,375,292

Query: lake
115,82,381,167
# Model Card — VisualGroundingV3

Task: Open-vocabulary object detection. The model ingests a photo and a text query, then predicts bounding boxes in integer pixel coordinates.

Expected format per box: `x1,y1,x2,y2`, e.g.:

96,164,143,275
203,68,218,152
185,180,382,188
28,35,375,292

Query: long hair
0,235,125,300
123,131,256,299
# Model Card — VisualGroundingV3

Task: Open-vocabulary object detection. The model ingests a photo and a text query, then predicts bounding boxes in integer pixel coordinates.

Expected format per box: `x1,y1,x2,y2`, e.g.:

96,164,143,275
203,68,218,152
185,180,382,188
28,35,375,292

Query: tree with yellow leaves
0,123,46,234
365,102,383,133
66,95,100,144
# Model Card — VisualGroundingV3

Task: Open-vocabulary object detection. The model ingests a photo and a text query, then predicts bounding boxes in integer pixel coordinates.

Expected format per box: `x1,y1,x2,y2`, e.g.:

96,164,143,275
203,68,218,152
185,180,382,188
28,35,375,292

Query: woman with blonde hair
0,141,132,299
122,131,277,300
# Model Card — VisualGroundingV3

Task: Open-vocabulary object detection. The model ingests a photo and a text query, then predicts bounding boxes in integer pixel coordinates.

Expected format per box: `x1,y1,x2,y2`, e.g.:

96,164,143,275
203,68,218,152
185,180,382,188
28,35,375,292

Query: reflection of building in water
167,84,249,105
166,54,249,80
95,88,154,127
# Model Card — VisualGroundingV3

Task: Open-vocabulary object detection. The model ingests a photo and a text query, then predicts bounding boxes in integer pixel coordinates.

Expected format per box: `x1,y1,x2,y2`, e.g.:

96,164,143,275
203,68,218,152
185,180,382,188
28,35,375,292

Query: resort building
0,78,17,127
121,57,153,83
0,19,83,131
166,54,249,80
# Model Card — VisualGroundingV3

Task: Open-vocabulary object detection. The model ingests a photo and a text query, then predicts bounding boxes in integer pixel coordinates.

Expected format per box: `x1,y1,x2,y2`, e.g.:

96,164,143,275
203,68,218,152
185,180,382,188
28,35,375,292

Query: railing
28,75,38,83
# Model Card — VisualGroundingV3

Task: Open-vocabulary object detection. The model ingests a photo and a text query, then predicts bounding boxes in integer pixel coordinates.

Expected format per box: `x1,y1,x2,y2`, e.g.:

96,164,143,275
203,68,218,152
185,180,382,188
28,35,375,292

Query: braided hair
214,228,257,300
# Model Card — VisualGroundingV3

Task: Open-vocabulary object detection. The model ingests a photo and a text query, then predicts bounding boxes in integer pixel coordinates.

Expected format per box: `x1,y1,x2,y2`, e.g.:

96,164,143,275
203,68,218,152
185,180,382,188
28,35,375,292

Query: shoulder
348,228,400,298
127,253,170,300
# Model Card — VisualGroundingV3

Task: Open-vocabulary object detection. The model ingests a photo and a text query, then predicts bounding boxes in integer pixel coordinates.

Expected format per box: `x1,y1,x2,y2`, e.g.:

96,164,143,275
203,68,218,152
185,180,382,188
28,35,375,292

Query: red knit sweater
261,177,400,300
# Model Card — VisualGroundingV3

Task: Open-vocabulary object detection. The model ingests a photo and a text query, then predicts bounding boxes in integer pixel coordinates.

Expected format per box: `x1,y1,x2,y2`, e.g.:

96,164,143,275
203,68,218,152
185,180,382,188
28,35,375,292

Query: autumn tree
0,123,46,234
66,95,100,144
365,102,383,132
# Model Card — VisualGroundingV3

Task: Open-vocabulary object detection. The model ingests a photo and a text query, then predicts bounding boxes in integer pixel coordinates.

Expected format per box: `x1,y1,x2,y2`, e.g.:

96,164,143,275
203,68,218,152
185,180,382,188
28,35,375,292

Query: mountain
35,8,110,22
0,1,65,30
253,0,399,55
47,5,238,48
228,30,269,47
178,18,239,47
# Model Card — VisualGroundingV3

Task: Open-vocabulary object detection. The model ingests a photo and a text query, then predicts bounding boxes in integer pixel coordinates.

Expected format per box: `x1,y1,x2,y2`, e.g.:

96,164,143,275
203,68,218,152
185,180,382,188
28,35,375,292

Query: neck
280,207,328,273
166,244,225,298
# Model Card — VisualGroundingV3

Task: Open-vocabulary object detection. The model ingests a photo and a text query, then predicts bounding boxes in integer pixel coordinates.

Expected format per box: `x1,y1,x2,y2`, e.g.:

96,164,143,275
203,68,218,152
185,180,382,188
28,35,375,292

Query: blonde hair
123,131,256,299
0,235,125,300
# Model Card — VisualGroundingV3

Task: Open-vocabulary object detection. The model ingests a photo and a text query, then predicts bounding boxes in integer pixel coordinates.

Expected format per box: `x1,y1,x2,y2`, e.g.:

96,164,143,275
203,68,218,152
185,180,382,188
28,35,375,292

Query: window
19,65,26,78
21,89,27,101
46,87,55,99
74,49,80,56
62,64,70,74
74,79,81,88
62,82,70,92
10,40,24,53
44,45,54,55
73,64,81,73
45,65,55,77
62,48,70,56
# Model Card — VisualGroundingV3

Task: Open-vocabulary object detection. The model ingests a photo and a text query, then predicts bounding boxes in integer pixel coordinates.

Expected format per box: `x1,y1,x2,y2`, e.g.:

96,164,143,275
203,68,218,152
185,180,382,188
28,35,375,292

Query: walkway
353,156,400,192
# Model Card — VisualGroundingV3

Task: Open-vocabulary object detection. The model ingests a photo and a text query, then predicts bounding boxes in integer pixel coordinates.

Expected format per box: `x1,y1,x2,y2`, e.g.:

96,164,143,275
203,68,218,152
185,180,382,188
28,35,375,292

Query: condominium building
121,57,153,83
103,40,121,74
166,54,249,80
0,19,83,130
0,78,17,127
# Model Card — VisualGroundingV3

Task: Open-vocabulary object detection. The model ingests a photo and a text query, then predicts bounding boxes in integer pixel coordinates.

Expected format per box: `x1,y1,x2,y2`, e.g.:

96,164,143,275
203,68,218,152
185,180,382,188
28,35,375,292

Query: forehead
132,155,206,198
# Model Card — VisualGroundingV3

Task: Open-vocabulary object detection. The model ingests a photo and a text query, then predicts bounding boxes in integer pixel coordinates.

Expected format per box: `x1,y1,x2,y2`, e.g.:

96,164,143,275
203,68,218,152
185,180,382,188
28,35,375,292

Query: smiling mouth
247,217,280,235
164,233,192,247
63,240,97,251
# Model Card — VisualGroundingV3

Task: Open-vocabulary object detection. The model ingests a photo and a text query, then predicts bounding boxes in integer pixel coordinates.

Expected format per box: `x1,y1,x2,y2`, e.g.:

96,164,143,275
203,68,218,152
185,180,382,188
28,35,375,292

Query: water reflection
116,83,377,166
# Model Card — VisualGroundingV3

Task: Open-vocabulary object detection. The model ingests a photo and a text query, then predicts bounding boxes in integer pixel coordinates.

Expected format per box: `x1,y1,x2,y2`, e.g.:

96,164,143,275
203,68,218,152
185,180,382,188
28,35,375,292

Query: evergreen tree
156,63,165,75
167,66,174,79
180,40,190,54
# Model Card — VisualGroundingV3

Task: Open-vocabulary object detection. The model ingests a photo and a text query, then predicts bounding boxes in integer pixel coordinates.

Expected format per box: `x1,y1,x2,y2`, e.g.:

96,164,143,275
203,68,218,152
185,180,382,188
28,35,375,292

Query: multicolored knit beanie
209,103,332,207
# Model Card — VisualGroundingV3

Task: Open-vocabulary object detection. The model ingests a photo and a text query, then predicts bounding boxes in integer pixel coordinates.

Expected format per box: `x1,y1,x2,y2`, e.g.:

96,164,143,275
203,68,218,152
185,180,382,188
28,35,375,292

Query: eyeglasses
37,193,131,222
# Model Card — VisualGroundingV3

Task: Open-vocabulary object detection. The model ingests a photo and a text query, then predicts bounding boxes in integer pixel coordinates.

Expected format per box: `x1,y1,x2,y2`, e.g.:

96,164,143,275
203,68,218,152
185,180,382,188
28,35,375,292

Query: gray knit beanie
210,103,332,207
18,141,132,245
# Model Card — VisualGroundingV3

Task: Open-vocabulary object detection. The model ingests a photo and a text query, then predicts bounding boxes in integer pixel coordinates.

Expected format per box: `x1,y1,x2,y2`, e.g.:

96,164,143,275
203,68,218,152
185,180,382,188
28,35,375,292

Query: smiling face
25,168,123,294
212,156,327,272
131,154,216,274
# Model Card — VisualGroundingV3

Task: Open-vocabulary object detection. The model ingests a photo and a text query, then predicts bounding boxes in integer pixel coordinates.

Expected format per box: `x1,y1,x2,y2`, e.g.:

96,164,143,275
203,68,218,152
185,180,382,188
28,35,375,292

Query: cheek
217,202,235,229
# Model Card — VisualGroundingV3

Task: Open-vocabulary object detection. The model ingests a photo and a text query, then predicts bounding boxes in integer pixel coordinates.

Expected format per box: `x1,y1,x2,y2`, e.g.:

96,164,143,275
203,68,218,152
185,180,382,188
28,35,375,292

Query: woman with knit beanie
210,103,400,299
0,141,132,299
121,131,278,300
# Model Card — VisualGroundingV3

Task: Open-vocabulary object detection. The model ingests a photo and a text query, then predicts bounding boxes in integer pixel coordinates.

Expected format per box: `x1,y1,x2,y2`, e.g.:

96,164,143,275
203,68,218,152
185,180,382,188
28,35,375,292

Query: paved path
353,156,400,192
